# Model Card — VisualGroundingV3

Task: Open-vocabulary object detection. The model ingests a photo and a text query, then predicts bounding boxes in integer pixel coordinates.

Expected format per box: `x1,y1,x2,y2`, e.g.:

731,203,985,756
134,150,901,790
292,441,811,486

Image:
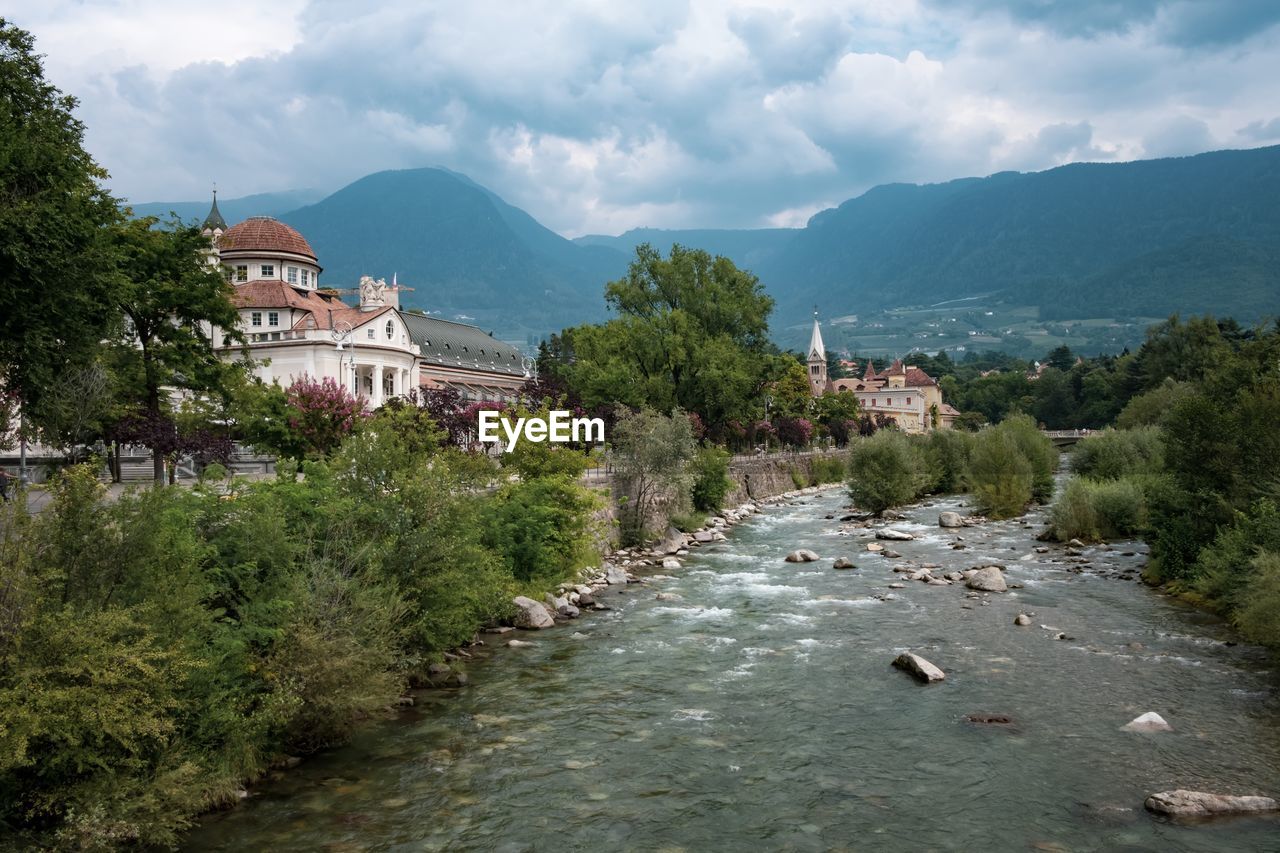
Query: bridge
1044,429,1091,448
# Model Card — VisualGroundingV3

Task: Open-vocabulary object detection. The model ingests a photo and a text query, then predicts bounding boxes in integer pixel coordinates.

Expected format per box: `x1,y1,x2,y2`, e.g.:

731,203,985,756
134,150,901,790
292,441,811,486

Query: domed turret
219,216,317,261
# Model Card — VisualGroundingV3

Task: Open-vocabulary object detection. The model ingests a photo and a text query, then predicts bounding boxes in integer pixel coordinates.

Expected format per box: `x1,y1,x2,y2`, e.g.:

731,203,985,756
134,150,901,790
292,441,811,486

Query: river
185,486,1280,851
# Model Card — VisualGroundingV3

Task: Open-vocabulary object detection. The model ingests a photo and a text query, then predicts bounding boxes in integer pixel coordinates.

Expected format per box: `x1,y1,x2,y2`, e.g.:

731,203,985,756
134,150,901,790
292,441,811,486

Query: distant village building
202,196,526,405
808,313,959,433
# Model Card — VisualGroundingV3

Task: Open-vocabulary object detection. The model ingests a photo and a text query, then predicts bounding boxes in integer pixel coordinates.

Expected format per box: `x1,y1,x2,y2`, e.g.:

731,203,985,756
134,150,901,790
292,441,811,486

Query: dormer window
301,270,310,287
385,320,394,340
235,265,248,282
287,267,298,284
261,264,275,277
367,328,375,340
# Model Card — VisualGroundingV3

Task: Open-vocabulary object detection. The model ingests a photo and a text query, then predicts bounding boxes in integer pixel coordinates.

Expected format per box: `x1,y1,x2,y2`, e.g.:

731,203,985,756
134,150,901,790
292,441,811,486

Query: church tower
807,311,828,396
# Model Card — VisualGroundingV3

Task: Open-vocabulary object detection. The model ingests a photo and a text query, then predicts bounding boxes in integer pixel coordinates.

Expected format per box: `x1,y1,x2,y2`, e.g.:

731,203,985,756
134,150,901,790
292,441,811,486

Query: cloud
9,0,1280,235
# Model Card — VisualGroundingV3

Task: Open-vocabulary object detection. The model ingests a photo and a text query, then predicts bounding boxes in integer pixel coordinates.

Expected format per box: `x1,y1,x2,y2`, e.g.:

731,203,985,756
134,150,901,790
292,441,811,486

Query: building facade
809,314,959,433
202,197,527,406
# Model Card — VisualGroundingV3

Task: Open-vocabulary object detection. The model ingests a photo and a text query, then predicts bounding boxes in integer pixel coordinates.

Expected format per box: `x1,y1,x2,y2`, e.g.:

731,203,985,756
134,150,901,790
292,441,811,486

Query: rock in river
966,567,1007,592
1014,613,1032,626
605,564,630,585
1144,790,1278,818
892,652,946,683
832,556,856,569
938,511,964,528
512,596,555,629
785,549,820,563
1122,712,1172,733
877,528,915,541
662,557,682,570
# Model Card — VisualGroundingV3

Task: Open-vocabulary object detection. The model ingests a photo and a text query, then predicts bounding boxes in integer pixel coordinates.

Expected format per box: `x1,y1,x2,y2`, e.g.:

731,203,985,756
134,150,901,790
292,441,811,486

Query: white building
201,196,526,408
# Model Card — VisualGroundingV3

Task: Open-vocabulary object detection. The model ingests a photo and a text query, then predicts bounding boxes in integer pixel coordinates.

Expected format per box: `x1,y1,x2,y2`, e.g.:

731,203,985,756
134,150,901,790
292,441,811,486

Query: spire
202,188,227,233
863,360,877,380
808,310,825,362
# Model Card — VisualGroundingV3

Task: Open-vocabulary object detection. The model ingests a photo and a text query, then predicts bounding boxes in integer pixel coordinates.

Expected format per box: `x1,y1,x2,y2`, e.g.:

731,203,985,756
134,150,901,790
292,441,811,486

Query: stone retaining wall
724,451,849,505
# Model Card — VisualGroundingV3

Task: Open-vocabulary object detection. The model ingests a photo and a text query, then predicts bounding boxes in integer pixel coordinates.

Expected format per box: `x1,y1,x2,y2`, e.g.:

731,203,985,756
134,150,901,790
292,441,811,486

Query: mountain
279,169,628,340
574,228,797,272
759,146,1280,327
127,189,326,225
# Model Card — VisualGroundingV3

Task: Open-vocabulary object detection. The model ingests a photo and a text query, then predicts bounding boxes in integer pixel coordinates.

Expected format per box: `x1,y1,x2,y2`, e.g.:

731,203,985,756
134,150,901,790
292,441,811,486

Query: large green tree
0,19,122,418
109,217,242,483
558,244,777,434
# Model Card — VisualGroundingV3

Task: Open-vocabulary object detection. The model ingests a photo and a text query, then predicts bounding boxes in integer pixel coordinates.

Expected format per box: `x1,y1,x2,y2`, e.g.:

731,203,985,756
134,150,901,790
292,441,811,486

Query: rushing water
186,487,1280,852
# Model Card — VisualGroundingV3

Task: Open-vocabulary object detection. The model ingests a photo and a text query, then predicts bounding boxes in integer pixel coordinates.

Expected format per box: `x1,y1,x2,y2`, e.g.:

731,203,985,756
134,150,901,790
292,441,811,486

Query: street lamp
332,320,357,396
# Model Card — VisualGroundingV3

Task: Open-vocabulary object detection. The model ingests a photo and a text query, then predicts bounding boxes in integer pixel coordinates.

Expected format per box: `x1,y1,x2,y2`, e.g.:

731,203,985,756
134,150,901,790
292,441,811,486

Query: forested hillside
760,146,1280,326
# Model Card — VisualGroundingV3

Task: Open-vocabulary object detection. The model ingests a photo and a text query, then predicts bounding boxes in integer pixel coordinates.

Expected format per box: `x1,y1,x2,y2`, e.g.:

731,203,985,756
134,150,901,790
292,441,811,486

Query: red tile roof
904,366,938,387
231,279,391,331
219,217,316,260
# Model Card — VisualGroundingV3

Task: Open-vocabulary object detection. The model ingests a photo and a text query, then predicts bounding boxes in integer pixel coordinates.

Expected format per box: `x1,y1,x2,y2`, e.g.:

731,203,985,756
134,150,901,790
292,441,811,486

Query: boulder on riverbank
512,596,555,629
604,564,629,585
785,549,820,563
892,652,946,683
1144,790,1278,818
966,567,1007,592
939,511,964,528
657,526,686,555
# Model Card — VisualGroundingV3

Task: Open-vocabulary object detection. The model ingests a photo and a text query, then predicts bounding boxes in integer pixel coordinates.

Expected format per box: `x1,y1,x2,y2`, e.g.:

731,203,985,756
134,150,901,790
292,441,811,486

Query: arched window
385,320,394,340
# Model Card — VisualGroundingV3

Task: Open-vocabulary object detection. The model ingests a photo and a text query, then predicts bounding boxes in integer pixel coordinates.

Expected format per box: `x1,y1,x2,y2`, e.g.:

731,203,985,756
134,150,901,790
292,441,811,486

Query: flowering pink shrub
284,376,367,458
774,416,814,448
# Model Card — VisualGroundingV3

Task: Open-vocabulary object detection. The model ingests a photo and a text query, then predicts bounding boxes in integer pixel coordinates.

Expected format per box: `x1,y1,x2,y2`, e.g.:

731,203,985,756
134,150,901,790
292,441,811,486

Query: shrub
808,454,848,486
482,475,600,587
967,428,1034,519
775,417,814,448
1071,427,1164,480
847,431,928,514
998,414,1058,503
790,466,807,489
921,429,973,494
1051,476,1148,542
690,446,732,511
1192,499,1280,602
1232,551,1280,648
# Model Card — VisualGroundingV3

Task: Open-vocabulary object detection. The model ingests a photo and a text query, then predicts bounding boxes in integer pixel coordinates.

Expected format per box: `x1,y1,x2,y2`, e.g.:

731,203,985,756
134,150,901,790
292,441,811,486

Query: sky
10,0,1280,236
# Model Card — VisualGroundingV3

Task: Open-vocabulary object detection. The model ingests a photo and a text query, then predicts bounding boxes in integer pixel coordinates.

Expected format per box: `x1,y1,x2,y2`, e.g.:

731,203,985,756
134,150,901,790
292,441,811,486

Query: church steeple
202,188,227,236
807,310,828,396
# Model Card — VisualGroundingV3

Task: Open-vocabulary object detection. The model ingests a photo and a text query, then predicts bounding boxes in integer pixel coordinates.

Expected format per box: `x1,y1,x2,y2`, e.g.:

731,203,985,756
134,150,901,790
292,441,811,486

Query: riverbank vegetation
846,416,1056,518
1045,318,1280,647
0,405,603,848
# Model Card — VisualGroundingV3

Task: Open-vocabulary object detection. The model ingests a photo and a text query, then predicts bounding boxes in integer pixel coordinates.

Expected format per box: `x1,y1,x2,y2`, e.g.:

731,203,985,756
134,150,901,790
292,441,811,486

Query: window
268,311,280,327
367,328,375,340
301,270,310,287
250,311,262,327
287,266,298,284
235,265,248,282
385,320,394,340
260,264,274,277
872,398,877,407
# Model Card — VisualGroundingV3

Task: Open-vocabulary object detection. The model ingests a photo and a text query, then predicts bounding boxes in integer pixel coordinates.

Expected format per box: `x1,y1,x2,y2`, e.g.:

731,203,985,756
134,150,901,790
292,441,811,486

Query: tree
0,20,123,418
110,217,243,482
611,407,697,545
560,244,777,435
